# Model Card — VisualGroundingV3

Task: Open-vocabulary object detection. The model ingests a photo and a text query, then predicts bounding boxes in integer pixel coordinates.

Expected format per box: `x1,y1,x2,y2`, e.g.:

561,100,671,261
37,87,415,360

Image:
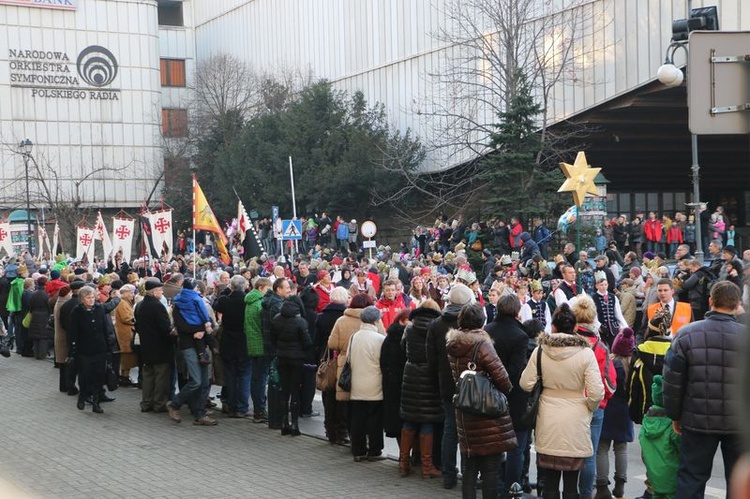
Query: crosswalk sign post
281,220,302,240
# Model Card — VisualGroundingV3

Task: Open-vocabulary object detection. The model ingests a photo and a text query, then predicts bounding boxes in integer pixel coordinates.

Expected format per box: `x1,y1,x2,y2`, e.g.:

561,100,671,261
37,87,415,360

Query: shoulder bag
316,348,338,391
453,340,509,418
520,346,543,427
105,356,119,392
337,333,355,392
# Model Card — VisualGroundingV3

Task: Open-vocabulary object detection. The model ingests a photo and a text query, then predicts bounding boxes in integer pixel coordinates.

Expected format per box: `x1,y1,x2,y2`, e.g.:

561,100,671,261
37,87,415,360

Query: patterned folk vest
527,298,547,328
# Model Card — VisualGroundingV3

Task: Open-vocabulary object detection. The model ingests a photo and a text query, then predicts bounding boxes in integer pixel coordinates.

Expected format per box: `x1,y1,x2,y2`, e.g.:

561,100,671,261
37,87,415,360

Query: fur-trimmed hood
445,328,492,358
538,332,591,362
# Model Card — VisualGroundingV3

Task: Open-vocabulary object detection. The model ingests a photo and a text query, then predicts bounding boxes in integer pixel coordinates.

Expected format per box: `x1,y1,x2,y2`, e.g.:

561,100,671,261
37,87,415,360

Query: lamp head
19,138,33,154
656,64,684,87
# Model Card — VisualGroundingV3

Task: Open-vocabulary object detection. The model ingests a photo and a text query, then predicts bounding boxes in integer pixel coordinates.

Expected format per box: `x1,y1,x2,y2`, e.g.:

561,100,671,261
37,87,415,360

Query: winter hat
446,283,475,306
317,270,329,281
723,245,737,257
629,267,641,278
182,278,197,290
651,375,664,407
58,285,71,298
360,306,382,324
612,327,635,356
643,251,655,260
420,267,432,276
50,270,61,280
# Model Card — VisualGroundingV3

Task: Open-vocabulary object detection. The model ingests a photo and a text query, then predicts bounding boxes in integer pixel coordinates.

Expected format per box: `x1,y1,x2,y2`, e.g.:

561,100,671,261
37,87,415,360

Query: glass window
618,193,631,213
607,193,617,215
158,2,183,26
634,193,646,212
675,192,687,211
663,192,674,213
162,109,188,137
160,59,186,87
647,193,659,212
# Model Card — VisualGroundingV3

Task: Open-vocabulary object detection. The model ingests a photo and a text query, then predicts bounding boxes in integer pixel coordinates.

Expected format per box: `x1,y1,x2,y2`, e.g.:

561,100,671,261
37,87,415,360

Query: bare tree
388,0,604,219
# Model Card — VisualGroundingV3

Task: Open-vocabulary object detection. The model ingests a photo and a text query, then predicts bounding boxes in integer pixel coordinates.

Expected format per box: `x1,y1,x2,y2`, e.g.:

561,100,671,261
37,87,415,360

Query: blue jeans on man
171,348,211,419
223,357,251,414
249,356,269,414
580,407,604,496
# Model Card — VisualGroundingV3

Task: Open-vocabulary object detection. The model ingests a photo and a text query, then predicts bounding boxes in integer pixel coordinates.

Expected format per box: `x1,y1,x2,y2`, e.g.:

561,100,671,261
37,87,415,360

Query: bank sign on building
0,0,163,210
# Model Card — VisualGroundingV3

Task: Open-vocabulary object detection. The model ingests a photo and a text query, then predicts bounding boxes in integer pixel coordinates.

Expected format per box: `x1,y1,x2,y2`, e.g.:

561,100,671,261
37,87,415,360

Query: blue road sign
281,219,302,240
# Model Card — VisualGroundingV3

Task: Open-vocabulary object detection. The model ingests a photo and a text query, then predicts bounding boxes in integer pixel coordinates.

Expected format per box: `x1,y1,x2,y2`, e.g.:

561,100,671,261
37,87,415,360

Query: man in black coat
483,293,531,491
213,275,250,418
663,281,744,498
59,280,85,395
135,281,174,413
426,284,474,489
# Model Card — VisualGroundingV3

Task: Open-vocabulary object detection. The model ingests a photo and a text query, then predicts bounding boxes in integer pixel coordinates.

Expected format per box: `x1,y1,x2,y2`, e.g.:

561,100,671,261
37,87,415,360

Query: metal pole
289,156,298,256
691,134,704,262
576,205,581,287
24,153,32,254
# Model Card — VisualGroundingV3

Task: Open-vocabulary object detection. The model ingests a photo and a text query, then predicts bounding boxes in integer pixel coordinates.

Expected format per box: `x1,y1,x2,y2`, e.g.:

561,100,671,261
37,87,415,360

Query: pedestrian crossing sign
281,220,302,240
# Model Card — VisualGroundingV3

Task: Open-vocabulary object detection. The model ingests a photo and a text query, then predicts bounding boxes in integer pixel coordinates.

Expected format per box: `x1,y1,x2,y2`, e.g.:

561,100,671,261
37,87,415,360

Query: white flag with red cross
76,226,95,262
0,222,14,256
112,217,135,264
148,209,173,261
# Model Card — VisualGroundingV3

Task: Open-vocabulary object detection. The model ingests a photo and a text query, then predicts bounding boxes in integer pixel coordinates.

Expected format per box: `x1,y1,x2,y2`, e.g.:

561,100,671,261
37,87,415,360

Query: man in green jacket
639,375,680,499
244,278,272,423
7,263,28,353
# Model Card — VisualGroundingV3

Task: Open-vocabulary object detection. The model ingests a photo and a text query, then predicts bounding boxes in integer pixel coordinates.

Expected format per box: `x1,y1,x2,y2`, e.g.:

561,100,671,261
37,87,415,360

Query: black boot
76,394,85,411
281,401,291,435
612,479,625,498
92,394,104,414
290,401,301,436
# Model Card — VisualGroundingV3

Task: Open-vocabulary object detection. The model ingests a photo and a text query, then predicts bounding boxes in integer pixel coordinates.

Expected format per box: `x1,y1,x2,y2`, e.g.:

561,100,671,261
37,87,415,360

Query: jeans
223,357,251,414
172,348,210,419
676,429,740,499
403,421,435,434
463,453,502,499
505,428,531,494
597,439,628,484
442,400,459,480
248,356,269,413
580,408,604,496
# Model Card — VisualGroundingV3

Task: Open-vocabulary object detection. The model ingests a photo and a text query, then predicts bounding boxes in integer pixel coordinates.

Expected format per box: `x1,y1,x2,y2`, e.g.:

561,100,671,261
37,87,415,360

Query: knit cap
611,327,635,356
446,283,475,306
360,306,382,324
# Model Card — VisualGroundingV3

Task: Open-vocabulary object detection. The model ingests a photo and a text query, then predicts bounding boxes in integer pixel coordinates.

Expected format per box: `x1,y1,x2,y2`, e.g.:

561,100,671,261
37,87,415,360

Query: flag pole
192,174,197,279
289,156,298,257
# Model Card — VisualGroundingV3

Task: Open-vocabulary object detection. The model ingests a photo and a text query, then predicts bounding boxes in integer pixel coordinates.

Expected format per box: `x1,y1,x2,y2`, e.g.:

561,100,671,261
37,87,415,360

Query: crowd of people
0,209,748,499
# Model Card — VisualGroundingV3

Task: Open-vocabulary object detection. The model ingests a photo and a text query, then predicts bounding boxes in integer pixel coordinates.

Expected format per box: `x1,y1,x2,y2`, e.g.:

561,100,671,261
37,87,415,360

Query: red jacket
367,270,381,295
577,327,617,410
509,223,523,249
643,219,663,242
666,225,683,244
313,283,334,313
375,295,412,329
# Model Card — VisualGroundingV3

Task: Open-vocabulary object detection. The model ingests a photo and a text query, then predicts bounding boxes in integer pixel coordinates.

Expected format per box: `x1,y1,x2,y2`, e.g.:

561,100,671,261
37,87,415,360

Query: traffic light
671,6,719,42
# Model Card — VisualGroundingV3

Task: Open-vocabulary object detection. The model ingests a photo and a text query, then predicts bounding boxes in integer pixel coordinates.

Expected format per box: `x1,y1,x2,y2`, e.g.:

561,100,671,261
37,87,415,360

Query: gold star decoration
557,151,601,207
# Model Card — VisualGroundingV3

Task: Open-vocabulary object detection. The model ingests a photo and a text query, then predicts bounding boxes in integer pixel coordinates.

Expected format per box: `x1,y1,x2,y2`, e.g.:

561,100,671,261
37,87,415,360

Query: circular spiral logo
76,45,118,87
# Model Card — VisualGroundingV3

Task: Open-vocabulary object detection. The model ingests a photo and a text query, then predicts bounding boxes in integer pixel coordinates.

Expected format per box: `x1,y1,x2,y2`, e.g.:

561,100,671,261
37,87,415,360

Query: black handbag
105,357,119,392
520,346,543,427
453,341,509,418
337,334,355,392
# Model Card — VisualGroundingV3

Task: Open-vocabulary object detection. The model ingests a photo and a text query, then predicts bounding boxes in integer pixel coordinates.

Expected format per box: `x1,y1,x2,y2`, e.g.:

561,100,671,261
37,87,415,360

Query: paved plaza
0,354,728,498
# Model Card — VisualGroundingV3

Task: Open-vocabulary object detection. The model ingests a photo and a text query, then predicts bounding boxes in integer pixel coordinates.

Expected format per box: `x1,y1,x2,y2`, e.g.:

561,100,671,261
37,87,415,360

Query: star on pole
557,151,601,207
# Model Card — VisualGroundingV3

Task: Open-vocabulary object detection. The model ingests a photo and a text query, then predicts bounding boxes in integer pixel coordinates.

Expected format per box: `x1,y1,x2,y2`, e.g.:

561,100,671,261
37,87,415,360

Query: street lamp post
19,138,33,254
657,42,704,263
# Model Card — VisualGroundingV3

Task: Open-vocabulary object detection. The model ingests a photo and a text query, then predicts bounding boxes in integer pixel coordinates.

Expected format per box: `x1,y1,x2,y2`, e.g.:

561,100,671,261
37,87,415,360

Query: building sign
9,45,119,99
0,0,76,10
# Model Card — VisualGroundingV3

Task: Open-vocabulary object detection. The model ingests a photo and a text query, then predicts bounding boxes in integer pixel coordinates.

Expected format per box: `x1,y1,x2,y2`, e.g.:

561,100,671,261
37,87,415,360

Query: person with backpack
625,309,672,499
570,294,617,499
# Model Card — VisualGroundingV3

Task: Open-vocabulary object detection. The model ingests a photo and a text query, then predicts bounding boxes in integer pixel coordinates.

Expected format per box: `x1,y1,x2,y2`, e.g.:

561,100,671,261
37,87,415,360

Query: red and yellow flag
192,174,230,264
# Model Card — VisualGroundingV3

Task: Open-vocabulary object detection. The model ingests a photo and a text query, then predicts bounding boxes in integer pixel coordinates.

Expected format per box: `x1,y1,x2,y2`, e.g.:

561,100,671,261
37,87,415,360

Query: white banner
75,226,95,263
52,221,60,255
149,209,173,261
0,0,76,10
0,222,15,256
111,217,134,264
37,225,45,259
94,211,113,261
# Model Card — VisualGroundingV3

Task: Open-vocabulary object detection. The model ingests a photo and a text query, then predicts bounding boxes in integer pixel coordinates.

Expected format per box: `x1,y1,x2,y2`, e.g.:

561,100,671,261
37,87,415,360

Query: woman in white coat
520,303,604,499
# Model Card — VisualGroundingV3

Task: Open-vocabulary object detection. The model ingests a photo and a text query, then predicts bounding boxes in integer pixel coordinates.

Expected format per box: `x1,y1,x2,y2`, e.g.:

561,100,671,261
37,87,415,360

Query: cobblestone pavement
0,355,456,499
0,354,728,498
